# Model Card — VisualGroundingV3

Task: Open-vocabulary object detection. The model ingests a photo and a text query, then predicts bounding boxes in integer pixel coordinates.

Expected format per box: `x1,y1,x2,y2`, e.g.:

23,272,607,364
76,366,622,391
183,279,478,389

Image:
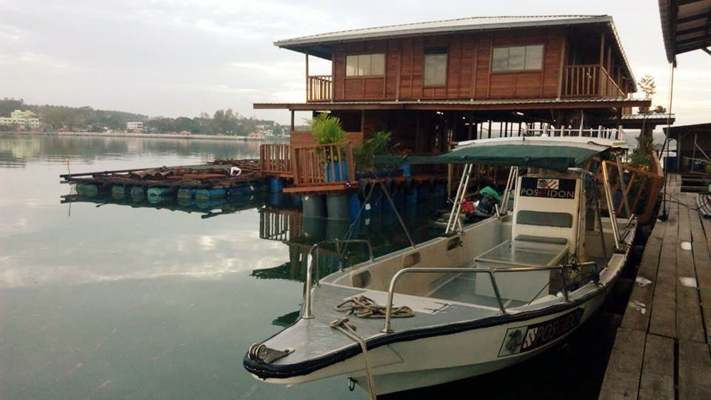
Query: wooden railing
522,126,622,140
260,144,292,177
292,142,355,186
562,65,625,98
307,75,332,102
259,208,303,242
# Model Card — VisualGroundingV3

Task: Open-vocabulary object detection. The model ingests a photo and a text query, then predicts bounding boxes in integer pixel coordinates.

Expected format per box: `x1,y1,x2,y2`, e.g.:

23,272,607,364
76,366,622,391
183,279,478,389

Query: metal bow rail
303,239,374,319
381,264,576,333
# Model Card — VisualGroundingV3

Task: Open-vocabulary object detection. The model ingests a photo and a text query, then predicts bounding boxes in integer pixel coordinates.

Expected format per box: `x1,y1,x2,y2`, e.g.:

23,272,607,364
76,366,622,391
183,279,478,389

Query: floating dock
60,159,264,203
600,174,711,400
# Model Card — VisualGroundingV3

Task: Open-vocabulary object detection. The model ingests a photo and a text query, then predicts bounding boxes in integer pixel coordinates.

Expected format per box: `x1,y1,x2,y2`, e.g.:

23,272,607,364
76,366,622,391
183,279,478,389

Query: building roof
254,97,651,112
664,122,711,138
659,0,711,64
275,15,635,87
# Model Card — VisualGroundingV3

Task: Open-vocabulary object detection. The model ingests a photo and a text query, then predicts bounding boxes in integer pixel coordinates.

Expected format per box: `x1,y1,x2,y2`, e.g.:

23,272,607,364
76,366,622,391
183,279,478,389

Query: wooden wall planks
330,28,568,101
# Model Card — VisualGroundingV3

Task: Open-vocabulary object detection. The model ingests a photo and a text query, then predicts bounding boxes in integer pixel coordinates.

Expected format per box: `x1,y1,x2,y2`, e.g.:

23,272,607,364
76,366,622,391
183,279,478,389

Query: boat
243,136,637,397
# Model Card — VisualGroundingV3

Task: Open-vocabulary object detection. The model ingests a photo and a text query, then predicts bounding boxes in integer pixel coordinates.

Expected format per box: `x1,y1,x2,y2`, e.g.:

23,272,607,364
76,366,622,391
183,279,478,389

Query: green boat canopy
375,139,614,171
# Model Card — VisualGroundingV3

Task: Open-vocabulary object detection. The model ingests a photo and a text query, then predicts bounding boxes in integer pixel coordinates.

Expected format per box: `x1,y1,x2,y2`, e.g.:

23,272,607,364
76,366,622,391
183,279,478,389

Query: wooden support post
488,120,492,139
360,110,366,136
599,33,606,67
557,36,567,99
305,54,310,102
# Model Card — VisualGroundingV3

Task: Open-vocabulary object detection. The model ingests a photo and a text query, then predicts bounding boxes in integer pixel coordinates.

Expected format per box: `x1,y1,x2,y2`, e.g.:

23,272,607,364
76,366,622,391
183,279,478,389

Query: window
491,45,544,72
346,53,385,77
424,48,447,86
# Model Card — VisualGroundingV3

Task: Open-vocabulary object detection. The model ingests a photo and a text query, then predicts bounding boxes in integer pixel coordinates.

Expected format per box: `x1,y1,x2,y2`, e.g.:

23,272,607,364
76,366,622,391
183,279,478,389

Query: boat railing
303,239,375,319
381,265,574,333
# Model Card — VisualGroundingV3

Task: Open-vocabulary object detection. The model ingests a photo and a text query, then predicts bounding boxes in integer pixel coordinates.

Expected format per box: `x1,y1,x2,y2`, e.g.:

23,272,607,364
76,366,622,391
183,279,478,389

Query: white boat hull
263,289,607,395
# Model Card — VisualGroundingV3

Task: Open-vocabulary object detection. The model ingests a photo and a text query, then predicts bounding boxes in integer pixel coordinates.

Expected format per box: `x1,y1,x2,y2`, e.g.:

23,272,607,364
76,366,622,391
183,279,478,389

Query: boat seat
475,236,568,268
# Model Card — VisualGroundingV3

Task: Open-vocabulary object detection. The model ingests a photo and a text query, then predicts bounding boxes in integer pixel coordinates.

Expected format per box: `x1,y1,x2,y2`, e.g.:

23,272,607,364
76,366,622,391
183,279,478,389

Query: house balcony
307,75,333,102
561,65,625,98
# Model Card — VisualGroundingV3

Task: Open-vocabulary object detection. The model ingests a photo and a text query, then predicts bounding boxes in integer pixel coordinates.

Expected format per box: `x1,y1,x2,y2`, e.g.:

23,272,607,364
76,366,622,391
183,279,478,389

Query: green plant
311,114,345,145
355,130,392,171
630,131,654,167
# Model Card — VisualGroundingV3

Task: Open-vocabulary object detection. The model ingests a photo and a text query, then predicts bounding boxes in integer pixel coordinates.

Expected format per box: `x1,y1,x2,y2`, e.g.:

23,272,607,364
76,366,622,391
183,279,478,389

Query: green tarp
375,141,608,171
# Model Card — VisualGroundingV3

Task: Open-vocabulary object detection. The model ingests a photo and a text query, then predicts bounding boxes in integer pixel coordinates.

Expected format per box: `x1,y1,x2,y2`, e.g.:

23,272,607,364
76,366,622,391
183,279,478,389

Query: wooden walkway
599,175,711,399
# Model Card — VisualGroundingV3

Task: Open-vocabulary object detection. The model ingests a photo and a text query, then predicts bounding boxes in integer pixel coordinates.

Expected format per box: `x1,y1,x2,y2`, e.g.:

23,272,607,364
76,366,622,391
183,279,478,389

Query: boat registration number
498,309,583,357
519,177,576,199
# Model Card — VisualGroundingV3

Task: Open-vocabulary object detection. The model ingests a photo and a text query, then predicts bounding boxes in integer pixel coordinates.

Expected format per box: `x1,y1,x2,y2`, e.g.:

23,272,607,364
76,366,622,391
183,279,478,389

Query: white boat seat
475,237,568,268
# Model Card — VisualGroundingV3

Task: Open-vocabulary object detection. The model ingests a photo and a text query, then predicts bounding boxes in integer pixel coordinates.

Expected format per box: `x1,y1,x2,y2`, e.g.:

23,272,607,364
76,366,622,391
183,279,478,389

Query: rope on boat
336,295,414,319
329,317,378,400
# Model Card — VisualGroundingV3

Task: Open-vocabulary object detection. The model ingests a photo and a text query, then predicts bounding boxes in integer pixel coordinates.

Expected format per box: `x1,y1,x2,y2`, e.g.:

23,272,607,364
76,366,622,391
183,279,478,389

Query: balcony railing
260,141,357,190
260,144,292,177
562,65,625,98
307,75,332,102
292,142,355,186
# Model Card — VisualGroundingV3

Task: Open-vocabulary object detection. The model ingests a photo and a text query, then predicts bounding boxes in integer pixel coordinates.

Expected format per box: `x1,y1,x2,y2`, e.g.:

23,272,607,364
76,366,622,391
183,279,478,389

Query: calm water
0,134,624,399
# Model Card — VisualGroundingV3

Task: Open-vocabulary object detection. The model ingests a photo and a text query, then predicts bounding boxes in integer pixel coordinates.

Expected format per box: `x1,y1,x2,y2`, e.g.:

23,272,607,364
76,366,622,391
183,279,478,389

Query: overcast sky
1,0,710,125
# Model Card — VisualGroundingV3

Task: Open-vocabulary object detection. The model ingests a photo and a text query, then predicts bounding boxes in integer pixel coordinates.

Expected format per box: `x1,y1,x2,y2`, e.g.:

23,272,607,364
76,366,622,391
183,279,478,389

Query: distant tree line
144,109,289,136
0,98,288,136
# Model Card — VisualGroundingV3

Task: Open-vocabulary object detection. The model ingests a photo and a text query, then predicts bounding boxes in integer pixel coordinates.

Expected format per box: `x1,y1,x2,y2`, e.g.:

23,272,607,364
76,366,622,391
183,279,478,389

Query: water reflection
0,133,265,166
0,134,621,399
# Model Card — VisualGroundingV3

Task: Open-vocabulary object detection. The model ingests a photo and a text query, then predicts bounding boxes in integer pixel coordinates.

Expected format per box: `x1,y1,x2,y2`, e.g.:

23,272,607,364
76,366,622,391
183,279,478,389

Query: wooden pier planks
600,175,711,400
678,341,711,399
638,334,674,400
649,192,678,339
599,328,646,400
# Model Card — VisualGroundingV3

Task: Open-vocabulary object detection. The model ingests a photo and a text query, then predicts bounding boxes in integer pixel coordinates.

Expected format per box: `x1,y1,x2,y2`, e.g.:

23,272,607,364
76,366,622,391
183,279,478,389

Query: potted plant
354,130,392,174
311,114,347,182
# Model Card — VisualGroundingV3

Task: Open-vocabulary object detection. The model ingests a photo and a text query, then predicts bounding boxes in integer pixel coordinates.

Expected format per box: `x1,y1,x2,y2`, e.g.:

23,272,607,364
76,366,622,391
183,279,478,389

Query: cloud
1,0,710,125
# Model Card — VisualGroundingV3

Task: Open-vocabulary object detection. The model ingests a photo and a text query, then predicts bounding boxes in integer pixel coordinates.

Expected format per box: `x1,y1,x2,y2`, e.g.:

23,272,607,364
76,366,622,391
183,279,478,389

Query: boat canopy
375,137,621,171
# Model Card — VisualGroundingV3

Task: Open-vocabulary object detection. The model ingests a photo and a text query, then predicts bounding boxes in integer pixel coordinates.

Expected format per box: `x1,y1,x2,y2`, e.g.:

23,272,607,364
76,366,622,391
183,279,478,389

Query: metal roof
664,122,711,137
659,0,711,64
275,15,635,90
276,15,607,47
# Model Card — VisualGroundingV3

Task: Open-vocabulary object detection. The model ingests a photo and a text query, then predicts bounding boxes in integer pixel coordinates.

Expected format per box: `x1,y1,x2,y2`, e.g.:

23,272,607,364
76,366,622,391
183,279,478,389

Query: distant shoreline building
0,110,41,130
126,121,144,132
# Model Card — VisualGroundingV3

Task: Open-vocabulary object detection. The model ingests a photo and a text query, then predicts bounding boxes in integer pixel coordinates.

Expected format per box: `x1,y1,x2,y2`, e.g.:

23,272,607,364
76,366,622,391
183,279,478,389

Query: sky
1,0,710,125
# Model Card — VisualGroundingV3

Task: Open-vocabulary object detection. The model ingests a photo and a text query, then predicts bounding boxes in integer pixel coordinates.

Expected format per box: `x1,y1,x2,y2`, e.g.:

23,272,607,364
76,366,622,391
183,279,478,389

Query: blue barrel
76,183,99,197
302,195,325,219
405,186,418,206
195,188,226,201
324,160,349,182
177,188,194,200
147,187,171,204
269,177,284,193
326,193,349,220
111,185,127,199
348,192,362,220
130,186,145,201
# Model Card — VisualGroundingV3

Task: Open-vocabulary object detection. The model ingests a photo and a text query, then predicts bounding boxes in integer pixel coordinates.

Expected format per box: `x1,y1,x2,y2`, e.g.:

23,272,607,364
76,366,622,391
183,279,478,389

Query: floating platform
599,174,711,400
61,159,265,203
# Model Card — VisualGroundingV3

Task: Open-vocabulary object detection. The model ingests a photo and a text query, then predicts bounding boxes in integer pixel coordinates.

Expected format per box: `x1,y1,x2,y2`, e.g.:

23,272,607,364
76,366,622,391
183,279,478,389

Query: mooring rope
336,295,414,319
329,317,377,400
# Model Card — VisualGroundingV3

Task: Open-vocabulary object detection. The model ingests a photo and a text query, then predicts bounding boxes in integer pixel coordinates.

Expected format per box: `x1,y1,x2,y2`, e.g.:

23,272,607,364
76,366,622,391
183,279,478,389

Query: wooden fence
259,144,292,177
260,142,356,189
292,142,355,186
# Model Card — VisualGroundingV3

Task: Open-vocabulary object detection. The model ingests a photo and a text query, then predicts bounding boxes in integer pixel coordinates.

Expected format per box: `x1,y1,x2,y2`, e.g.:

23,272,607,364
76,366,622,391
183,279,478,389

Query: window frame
490,44,545,74
423,47,449,88
345,53,386,78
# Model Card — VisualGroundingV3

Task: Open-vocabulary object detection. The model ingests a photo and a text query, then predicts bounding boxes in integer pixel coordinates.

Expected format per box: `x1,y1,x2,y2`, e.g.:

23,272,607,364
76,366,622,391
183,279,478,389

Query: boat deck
599,174,711,400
